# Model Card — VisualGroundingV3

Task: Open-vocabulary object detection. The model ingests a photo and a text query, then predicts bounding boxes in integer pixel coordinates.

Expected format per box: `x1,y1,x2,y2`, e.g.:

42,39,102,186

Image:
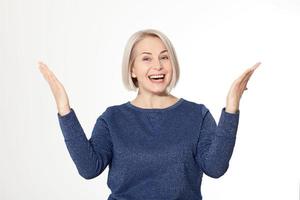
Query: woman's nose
152,65,162,70
152,60,163,69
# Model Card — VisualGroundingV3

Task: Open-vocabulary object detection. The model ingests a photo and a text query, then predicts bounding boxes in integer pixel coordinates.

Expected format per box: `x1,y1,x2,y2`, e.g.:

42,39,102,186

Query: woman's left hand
225,62,261,113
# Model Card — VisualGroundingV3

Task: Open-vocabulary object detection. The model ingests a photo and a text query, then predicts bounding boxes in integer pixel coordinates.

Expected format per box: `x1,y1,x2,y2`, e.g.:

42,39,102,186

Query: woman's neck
130,93,179,109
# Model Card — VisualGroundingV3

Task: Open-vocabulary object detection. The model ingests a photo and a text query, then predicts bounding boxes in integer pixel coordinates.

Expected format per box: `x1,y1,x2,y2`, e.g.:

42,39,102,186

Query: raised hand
38,61,71,116
225,62,261,113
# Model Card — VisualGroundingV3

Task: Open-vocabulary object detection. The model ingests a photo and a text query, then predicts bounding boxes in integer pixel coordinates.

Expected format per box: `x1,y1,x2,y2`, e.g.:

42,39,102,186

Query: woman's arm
58,108,113,179
195,106,239,178
195,62,261,178
38,61,113,179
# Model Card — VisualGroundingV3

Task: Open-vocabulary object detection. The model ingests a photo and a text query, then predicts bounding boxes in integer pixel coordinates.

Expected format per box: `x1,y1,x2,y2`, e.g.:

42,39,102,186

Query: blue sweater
57,98,240,200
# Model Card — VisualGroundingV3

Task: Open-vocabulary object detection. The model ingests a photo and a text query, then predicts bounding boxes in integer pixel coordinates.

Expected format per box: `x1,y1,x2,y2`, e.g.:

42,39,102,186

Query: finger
237,62,261,82
38,62,59,84
240,62,260,91
243,69,255,82
239,65,257,84
233,62,260,95
240,71,254,91
240,67,253,79
236,66,254,83
243,62,261,84
38,62,50,76
244,62,260,80
38,63,51,81
235,69,252,87
251,62,261,71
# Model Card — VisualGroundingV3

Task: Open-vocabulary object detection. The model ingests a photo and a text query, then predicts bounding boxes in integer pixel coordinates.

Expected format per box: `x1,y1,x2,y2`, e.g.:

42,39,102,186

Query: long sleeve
195,106,240,178
57,108,113,179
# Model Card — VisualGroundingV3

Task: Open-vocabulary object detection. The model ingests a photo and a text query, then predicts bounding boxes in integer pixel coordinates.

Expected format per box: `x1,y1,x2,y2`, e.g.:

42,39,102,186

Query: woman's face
131,36,173,95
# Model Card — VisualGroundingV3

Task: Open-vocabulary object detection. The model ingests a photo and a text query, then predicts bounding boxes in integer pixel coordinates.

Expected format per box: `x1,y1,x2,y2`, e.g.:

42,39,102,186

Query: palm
38,61,70,115
226,62,261,112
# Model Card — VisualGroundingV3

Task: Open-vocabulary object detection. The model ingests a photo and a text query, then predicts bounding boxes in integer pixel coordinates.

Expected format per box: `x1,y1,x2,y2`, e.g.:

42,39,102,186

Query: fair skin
130,36,179,109
37,36,261,115
226,62,261,113
38,61,71,116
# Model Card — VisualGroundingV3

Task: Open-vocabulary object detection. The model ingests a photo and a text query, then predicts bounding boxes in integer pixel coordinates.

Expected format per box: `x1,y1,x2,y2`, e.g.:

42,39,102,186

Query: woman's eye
161,56,169,60
143,57,151,61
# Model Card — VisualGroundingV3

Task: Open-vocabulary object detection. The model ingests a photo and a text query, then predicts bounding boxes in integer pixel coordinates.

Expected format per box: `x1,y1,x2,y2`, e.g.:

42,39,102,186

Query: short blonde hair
122,29,180,94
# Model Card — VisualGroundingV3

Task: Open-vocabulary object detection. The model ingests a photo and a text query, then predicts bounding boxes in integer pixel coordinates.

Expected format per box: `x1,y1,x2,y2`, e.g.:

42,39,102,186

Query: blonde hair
121,29,180,94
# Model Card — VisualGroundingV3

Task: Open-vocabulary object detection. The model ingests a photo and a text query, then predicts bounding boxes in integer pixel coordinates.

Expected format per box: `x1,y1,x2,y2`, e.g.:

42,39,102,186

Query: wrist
225,102,239,113
57,105,71,116
225,106,239,114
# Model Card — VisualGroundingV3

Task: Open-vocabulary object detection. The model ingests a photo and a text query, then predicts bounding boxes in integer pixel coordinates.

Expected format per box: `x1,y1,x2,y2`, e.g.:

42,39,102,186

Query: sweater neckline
126,98,184,112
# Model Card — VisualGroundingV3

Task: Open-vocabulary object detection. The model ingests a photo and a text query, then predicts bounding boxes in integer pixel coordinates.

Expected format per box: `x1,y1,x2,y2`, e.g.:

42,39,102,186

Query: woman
38,29,260,200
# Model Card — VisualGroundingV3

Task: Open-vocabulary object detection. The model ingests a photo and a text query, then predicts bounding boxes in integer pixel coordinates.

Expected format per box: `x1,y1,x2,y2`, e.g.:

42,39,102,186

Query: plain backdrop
1,0,300,199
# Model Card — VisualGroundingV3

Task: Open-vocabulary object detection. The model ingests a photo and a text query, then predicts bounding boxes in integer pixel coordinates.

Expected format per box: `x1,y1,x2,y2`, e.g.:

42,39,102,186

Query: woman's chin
148,85,170,94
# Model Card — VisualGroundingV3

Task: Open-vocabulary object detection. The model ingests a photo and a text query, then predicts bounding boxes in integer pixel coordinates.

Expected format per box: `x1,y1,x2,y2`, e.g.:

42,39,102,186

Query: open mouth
148,74,165,81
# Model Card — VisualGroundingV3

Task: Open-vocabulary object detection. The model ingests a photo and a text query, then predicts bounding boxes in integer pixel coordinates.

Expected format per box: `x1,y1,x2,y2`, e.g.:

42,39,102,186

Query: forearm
201,131,237,178
197,107,240,178
57,108,103,179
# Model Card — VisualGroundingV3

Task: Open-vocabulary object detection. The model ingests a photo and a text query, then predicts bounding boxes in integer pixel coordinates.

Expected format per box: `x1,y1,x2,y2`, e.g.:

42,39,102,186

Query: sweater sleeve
195,106,240,178
57,108,113,179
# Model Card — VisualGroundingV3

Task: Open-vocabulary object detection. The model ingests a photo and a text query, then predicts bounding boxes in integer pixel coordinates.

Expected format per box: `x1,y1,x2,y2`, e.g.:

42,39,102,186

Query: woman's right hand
38,61,71,116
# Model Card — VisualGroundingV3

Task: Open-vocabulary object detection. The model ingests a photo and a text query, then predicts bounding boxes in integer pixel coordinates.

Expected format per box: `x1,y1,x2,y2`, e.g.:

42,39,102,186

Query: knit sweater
57,97,240,200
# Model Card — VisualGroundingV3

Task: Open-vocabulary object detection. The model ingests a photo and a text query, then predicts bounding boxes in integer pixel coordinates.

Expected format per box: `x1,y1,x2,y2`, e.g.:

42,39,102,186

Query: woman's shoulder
97,100,132,119
100,98,209,116
181,98,208,111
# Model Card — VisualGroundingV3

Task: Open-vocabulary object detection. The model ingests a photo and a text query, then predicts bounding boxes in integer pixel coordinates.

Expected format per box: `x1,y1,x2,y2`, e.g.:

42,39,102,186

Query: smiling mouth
148,74,165,80
148,75,165,84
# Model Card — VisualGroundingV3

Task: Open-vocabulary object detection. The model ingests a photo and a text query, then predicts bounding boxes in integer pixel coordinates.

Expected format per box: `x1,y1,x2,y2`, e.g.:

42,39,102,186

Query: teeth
149,74,164,78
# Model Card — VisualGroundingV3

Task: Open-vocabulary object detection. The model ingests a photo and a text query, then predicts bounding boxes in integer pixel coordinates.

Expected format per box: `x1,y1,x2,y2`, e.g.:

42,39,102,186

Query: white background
1,0,300,199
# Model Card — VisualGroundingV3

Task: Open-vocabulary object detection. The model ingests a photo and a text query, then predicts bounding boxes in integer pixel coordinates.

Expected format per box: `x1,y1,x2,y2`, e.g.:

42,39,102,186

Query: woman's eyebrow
140,49,168,55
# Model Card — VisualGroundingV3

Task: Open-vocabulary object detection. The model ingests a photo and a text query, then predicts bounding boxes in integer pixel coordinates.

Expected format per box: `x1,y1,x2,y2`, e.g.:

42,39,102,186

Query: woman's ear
132,74,137,78
131,68,137,78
